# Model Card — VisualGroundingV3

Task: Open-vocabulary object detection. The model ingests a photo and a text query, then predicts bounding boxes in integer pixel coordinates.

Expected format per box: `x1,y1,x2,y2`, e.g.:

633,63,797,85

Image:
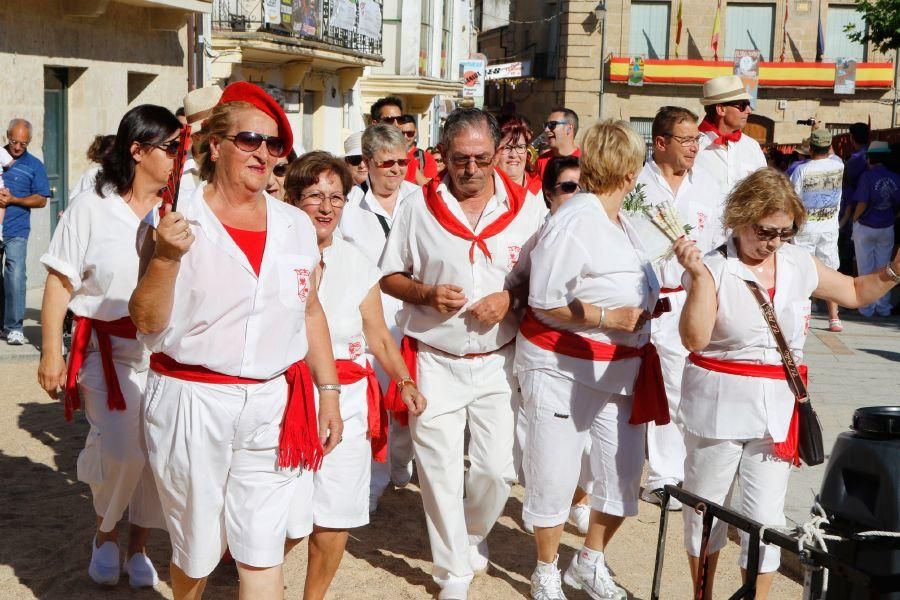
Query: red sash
519,310,670,426
699,119,742,146
335,359,387,463
687,352,808,465
64,316,137,422
150,353,324,471
423,168,526,263
660,286,684,294
525,173,543,196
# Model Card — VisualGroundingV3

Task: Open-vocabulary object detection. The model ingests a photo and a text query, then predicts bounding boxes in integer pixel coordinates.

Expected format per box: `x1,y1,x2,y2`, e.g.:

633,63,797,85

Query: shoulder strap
359,180,391,237
359,180,369,194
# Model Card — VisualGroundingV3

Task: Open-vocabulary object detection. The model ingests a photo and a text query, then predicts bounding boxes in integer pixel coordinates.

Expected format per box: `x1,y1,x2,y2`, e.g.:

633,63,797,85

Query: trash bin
819,406,900,599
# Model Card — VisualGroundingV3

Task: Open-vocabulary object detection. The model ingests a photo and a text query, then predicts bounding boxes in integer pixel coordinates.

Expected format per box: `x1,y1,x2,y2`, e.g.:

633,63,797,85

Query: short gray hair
362,123,406,158
7,119,32,137
440,108,500,151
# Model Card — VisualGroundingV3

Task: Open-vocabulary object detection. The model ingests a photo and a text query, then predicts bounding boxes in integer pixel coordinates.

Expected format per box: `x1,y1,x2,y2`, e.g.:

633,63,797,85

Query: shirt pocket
276,253,316,310
788,299,812,342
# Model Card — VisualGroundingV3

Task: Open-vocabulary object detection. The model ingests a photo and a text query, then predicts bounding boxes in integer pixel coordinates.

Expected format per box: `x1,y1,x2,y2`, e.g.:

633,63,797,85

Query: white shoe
438,580,470,599
563,550,626,600
469,539,489,574
568,504,590,535
88,536,120,586
640,486,683,511
123,553,159,588
390,460,413,488
6,330,25,345
531,557,567,599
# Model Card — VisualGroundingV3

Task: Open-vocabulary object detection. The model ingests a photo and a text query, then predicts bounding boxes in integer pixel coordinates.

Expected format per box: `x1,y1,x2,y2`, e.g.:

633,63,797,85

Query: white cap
343,131,363,157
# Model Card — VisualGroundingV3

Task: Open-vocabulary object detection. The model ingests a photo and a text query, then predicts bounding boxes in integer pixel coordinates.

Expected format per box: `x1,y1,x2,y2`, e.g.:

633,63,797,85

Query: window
725,3,775,61
441,0,453,79
826,5,866,62
629,2,670,59
630,117,654,158
419,0,433,76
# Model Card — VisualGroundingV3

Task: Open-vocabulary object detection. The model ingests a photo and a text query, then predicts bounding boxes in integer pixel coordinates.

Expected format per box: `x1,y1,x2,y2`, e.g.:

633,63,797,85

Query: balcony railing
212,0,382,57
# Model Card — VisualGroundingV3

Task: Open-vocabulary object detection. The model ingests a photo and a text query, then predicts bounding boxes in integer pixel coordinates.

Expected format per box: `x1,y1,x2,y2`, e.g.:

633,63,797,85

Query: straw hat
797,138,811,156
182,86,223,131
343,131,363,157
701,75,751,106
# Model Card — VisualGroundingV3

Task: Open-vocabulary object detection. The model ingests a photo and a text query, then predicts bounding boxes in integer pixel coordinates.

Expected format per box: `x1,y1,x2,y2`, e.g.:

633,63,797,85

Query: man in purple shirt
838,123,871,274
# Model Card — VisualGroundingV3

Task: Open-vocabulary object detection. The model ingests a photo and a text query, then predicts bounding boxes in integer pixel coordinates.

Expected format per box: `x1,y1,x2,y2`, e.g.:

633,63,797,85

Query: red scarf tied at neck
699,119,742,146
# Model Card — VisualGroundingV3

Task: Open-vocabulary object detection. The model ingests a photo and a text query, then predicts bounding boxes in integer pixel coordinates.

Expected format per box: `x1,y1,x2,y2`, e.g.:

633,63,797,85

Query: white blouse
678,239,818,442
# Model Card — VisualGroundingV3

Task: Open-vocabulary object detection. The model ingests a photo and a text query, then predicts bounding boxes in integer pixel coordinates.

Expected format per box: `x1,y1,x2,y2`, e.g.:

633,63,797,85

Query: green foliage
843,0,900,55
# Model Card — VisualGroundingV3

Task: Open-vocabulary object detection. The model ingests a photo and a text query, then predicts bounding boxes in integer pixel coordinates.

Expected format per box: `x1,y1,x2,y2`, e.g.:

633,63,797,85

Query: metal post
650,489,671,600
598,10,606,121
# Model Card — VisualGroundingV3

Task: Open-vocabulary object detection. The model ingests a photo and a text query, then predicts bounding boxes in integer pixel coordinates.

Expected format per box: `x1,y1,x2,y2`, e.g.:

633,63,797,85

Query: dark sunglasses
379,116,403,124
345,155,364,167
554,181,580,194
722,100,752,111
147,139,180,158
273,163,289,177
224,131,288,157
544,120,569,131
752,224,797,241
375,158,409,169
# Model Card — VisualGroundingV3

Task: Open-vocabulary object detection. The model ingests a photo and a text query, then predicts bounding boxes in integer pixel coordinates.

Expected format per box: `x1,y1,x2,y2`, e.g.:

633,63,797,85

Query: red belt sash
519,309,670,426
687,352,808,465
335,359,387,463
150,353,324,471
64,316,137,422
660,286,684,293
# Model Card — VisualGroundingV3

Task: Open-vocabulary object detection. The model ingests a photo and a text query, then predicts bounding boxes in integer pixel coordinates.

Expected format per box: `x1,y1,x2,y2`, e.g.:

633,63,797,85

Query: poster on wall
628,57,645,86
459,59,486,97
293,0,319,37
358,0,382,40
263,0,281,24
733,49,760,110
834,58,857,95
330,0,357,31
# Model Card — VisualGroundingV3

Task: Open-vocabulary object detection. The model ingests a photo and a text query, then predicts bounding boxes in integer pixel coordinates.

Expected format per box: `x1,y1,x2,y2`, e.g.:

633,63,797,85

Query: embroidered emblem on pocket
294,268,310,302
349,341,363,359
507,245,522,269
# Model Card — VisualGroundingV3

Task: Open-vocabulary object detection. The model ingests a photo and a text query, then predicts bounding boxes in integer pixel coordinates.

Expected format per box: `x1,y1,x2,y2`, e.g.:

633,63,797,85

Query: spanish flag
674,0,684,58
711,0,722,60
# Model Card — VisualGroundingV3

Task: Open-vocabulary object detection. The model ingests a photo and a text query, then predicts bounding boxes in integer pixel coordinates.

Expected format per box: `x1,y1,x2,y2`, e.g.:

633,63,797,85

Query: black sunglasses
345,155,364,167
554,181,580,194
722,100,752,111
273,163,289,177
379,116,403,124
147,139,180,158
224,131,288,157
544,120,569,131
752,224,797,241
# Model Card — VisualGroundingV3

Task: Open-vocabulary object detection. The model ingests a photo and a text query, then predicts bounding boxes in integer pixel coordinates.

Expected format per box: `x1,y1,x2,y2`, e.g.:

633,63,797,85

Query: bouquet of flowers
622,183,693,262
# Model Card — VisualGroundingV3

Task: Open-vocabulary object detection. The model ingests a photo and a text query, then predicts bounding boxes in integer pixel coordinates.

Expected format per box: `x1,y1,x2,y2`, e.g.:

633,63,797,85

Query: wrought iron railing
212,0,383,57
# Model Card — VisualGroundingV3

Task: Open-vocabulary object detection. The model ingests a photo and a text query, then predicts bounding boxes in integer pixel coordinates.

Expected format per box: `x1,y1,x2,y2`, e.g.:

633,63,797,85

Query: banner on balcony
330,0,357,31
293,0,319,37
264,0,297,31
264,0,281,25
834,58,857,95
628,57,645,86
358,0,382,41
733,49,760,110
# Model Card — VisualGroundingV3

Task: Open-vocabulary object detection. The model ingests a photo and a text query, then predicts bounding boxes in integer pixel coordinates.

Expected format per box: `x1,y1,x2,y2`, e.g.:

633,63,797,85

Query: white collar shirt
379,171,545,356
177,158,200,207
139,183,320,380
678,239,818,442
694,130,767,195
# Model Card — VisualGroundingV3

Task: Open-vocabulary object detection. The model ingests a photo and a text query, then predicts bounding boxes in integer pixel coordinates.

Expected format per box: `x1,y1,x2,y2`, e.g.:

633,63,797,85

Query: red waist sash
335,359,387,463
687,352,808,465
519,309,670,426
150,353,323,471
64,316,137,422
660,286,684,293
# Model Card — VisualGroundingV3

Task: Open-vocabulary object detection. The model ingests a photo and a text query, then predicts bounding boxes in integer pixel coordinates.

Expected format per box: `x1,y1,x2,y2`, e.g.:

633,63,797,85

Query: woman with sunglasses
129,82,343,600
342,131,368,186
282,151,426,598
674,168,900,599
494,117,543,206
542,155,581,214
37,104,181,588
266,149,298,201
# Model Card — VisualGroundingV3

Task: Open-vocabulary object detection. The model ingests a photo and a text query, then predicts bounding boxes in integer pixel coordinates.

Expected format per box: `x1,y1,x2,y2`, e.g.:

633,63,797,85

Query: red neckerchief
423,168,526,263
525,172,543,196
699,119,742,146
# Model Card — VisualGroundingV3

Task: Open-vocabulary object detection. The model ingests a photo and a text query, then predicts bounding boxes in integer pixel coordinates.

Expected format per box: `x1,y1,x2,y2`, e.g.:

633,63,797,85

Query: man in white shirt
379,108,545,600
694,75,767,196
177,86,222,206
636,106,726,512
790,128,845,331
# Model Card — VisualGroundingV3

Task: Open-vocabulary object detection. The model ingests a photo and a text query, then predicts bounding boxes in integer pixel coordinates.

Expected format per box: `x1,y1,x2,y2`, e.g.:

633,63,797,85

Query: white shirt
0,147,11,189
139,183,320,380
790,157,844,235
68,166,101,203
678,240,818,442
515,194,659,395
694,129,767,195
177,158,201,207
379,171,546,356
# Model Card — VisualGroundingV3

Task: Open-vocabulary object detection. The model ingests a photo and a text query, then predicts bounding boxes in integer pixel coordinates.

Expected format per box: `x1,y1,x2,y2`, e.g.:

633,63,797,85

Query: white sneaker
88,536,120,586
469,539,489,574
123,553,159,588
640,486,683,511
390,460,413,488
563,549,626,600
568,504,590,535
531,557,567,599
438,580,470,599
6,330,25,345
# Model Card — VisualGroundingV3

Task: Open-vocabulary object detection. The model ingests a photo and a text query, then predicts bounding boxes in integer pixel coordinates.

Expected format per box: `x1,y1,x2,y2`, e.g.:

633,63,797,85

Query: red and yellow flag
711,0,722,60
674,0,684,58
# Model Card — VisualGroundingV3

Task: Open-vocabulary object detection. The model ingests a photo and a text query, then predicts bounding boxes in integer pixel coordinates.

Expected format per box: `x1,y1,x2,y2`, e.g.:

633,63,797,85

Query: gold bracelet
397,376,416,392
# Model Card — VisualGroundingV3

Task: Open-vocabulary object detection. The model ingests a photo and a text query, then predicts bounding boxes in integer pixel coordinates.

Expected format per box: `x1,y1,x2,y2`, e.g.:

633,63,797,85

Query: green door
43,68,68,231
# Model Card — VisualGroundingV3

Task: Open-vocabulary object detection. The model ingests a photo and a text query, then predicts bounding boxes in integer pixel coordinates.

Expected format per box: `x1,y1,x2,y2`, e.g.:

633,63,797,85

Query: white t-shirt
68,165,101,203
790,157,844,234
0,147,13,189
678,240,818,442
139,183,320,380
694,130,767,196
379,171,546,356
514,193,659,395
177,158,201,207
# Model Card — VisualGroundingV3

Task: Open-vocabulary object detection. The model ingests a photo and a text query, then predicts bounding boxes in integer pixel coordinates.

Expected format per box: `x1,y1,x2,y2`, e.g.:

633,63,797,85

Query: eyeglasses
499,144,527,155
752,224,797,241
664,134,703,148
345,155,364,167
401,130,417,138
722,100,752,112
379,116,403,125
554,181,580,194
273,163,289,177
296,191,347,208
374,158,409,169
449,154,494,167
147,139,181,158
224,131,288,157
544,120,569,131
7,139,29,148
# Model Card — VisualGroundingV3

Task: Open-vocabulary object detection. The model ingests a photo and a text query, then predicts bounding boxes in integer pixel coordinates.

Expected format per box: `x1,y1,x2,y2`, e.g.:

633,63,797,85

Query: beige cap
343,131,363,157
701,75,751,106
183,86,223,130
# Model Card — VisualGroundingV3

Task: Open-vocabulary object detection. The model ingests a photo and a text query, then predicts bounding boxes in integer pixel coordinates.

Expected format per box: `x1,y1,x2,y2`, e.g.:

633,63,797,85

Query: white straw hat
701,75,751,106
182,86,223,130
343,131,363,157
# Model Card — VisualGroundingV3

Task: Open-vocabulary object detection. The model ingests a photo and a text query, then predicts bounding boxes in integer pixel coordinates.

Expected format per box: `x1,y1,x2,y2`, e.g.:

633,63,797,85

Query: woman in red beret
129,82,342,600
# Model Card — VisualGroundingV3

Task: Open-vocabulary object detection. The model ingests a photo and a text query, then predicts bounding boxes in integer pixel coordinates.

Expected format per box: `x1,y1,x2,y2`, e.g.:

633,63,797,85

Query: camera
796,119,816,126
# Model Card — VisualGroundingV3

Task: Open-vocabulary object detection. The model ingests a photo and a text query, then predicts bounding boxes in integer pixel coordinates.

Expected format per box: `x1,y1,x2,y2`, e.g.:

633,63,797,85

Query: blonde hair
196,101,255,182
724,168,807,231
578,120,645,195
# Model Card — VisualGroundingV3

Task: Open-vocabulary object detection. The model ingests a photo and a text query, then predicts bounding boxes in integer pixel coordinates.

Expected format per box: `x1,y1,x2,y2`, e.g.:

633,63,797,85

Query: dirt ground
0,359,801,599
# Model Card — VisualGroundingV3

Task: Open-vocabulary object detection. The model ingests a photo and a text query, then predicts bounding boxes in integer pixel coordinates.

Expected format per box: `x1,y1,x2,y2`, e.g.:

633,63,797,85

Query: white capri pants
522,368,645,527
143,371,302,579
682,433,792,573
76,340,163,533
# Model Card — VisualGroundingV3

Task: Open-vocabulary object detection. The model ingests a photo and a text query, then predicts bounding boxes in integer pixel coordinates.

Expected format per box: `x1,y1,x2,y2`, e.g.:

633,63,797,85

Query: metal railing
212,0,382,56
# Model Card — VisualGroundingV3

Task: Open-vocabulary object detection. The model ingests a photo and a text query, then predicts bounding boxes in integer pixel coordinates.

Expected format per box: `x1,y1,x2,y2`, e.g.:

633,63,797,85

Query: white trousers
853,223,895,316
411,344,518,587
369,415,415,497
682,433,791,573
76,347,162,533
521,368,645,527
144,371,301,579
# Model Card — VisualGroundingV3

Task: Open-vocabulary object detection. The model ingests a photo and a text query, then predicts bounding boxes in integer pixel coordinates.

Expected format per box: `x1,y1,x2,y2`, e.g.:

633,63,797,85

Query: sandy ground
0,359,801,599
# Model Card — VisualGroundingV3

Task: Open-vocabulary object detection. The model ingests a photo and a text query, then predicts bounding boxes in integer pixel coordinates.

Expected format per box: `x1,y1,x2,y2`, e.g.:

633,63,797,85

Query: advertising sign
733,49,761,110
459,59,486,97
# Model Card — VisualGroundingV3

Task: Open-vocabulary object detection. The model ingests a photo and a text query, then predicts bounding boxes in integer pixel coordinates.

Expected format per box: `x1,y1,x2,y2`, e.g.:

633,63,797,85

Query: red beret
218,81,293,157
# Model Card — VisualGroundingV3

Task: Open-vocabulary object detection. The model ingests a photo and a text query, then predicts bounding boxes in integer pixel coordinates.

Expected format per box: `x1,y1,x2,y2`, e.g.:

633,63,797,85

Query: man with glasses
636,106,726,513
1,118,49,345
694,75,766,195
536,107,580,178
379,108,545,599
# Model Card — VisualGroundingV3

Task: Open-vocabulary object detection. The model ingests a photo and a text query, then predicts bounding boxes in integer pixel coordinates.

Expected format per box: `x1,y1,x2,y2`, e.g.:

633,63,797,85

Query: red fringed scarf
699,119,742,146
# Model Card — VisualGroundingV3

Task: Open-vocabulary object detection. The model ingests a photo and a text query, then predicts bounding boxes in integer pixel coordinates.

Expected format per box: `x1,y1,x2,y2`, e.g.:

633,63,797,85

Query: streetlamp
595,1,607,121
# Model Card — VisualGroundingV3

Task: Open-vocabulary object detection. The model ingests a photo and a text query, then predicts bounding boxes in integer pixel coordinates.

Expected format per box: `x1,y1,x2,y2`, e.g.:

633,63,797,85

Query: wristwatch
318,383,341,394
887,263,900,284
